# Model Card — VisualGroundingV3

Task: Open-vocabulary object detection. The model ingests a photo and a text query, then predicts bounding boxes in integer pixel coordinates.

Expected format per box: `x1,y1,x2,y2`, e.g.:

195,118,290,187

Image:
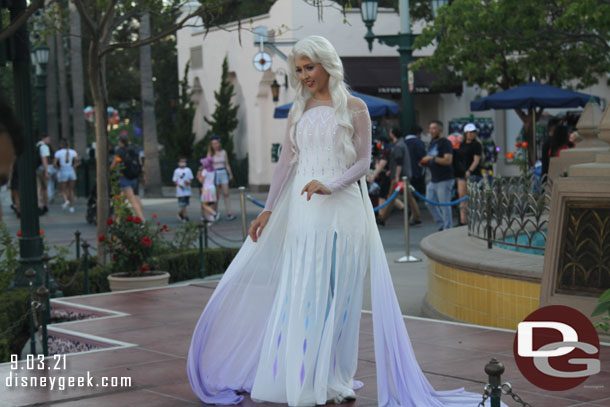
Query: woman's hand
249,211,271,243
300,180,331,201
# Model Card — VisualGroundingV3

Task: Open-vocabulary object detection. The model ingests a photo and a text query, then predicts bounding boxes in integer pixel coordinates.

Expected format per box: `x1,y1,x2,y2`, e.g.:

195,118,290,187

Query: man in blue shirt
420,120,454,230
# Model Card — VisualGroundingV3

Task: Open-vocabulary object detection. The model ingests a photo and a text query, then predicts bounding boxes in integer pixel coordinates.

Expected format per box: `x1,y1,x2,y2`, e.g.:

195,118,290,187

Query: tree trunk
56,30,71,142
514,107,538,167
139,10,162,196
70,1,86,156
89,41,109,259
45,34,59,145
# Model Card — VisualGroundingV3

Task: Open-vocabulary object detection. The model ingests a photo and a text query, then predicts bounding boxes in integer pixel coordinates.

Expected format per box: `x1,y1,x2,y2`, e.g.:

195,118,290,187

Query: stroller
86,184,114,225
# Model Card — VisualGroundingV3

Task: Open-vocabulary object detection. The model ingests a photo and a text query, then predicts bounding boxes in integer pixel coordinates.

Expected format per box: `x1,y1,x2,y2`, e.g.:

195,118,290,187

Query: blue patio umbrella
273,91,399,118
470,82,600,165
470,82,600,111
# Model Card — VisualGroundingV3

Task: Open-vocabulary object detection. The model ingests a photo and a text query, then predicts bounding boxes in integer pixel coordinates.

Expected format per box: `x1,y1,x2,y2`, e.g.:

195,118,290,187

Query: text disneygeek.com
5,371,131,391
6,354,131,391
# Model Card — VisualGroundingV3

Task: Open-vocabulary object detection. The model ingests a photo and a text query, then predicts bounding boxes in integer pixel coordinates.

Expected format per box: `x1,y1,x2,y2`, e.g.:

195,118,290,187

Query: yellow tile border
427,259,541,329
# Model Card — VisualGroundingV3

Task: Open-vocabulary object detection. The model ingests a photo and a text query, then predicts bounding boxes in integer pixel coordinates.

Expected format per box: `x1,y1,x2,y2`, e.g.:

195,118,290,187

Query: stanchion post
198,222,206,278
41,253,51,327
485,358,504,407
36,286,49,356
25,269,37,355
75,230,81,259
82,241,90,295
486,189,493,249
204,217,209,249
239,186,247,241
395,177,421,263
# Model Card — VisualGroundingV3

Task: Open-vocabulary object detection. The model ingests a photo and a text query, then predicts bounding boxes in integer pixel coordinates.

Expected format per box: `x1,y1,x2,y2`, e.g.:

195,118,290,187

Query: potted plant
100,191,171,291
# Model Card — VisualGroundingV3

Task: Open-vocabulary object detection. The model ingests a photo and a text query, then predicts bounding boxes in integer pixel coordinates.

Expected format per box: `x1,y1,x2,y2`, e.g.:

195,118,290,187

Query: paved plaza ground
1,188,609,406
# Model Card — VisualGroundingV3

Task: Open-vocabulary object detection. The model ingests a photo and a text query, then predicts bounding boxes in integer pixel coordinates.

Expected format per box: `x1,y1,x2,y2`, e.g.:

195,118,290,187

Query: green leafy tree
163,62,196,159
204,56,239,160
413,0,610,164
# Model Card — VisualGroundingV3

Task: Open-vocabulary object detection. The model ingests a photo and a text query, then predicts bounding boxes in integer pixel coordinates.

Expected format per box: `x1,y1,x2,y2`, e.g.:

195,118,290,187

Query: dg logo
513,305,601,391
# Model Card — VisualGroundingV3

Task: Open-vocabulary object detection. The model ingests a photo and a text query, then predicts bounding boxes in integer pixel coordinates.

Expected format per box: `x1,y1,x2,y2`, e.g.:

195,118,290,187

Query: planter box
107,271,170,292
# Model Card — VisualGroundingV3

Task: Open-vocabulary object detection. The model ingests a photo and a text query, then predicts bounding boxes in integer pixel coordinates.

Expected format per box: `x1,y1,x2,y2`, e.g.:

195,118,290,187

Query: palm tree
55,28,71,142
139,10,162,196
70,1,86,156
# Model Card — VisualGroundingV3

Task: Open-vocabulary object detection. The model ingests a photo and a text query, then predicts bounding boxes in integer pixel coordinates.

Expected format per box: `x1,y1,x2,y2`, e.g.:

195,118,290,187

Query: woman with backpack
110,134,144,219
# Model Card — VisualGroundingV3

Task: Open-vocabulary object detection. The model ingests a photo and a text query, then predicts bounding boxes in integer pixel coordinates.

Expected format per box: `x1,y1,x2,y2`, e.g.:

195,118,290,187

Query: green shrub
158,247,239,282
48,256,110,297
0,246,237,363
0,288,30,363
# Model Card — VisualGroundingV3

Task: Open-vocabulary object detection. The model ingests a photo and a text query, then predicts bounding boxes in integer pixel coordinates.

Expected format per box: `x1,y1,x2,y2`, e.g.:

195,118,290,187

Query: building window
190,46,203,70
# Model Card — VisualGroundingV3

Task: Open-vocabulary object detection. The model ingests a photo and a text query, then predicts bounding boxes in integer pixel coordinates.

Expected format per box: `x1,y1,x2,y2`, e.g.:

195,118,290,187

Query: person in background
0,96,24,221
405,124,426,225
367,136,392,225
207,136,236,220
53,139,80,213
455,123,482,226
9,162,20,218
420,120,454,231
35,133,51,215
198,157,218,222
541,117,561,178
549,124,572,158
110,134,145,220
173,156,194,222
378,128,410,223
568,128,581,145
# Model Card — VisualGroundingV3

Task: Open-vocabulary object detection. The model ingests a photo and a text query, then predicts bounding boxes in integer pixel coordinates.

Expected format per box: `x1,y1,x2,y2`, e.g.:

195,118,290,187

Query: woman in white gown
187,35,491,407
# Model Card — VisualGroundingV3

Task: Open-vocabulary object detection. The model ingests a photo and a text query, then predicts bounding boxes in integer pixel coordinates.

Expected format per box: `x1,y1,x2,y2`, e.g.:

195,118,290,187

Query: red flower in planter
152,214,157,219
134,217,142,224
506,152,515,160
98,234,105,242
515,142,522,148
141,236,153,246
126,215,134,222
17,230,22,237
140,264,149,272
522,141,528,148
40,230,44,236
106,218,113,226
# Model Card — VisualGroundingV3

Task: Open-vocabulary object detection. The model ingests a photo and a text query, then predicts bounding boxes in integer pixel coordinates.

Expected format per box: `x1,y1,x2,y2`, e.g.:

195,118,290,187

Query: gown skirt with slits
187,105,501,406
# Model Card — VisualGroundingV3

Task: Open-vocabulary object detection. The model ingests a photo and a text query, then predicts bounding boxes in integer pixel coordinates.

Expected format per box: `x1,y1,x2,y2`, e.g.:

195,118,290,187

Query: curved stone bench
420,226,544,330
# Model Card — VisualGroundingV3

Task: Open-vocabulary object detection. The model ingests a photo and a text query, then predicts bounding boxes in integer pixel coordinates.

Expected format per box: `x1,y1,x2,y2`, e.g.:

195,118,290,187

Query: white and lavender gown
187,96,489,406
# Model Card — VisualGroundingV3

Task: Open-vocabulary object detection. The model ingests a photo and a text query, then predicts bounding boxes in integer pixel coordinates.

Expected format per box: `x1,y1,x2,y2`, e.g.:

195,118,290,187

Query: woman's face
295,56,330,98
211,139,221,152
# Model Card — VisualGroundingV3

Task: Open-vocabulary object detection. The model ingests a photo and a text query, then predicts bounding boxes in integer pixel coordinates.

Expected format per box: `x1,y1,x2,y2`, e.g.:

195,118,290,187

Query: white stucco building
176,0,610,189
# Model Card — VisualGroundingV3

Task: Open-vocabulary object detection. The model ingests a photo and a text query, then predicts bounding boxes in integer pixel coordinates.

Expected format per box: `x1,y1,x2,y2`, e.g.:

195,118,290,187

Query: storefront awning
341,57,462,96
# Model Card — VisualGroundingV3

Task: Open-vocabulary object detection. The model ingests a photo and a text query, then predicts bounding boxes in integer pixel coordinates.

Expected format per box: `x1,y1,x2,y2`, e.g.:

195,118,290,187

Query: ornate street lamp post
31,44,49,137
3,0,45,288
361,0,448,132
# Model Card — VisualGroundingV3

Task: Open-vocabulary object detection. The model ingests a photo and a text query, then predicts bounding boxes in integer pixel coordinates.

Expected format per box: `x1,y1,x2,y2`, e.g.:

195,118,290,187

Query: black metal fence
467,175,550,252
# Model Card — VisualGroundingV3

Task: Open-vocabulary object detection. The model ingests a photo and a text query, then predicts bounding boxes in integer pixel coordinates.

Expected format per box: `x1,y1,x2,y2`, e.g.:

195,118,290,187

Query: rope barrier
373,183,403,213
247,195,265,208
206,235,230,249
247,183,405,213
207,227,244,244
409,185,468,206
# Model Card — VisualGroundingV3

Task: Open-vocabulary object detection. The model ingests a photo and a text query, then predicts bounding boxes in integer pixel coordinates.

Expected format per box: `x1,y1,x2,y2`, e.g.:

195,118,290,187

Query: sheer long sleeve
264,113,295,212
323,105,372,194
